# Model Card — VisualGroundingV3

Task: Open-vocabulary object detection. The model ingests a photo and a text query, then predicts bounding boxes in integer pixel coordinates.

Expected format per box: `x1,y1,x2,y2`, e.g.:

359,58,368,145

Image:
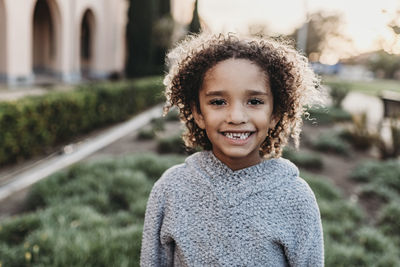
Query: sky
172,0,400,64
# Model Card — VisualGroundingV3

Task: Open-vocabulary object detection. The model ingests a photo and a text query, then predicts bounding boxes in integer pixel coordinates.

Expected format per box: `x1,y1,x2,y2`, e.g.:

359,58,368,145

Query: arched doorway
0,0,6,78
80,9,95,79
32,0,59,77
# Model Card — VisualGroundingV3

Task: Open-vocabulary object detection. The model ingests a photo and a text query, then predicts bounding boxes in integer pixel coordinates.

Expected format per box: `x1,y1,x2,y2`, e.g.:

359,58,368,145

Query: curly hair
163,32,322,158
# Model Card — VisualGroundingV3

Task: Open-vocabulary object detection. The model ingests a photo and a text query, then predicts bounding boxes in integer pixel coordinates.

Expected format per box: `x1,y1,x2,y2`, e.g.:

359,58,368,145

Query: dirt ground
0,119,377,220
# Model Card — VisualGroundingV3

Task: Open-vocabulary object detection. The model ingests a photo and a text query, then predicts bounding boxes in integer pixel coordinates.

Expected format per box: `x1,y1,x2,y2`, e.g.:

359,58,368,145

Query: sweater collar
185,151,299,207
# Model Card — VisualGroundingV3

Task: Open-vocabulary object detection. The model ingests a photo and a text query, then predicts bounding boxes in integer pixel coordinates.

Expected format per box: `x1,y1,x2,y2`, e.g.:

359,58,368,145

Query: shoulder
152,162,189,192
269,157,299,178
151,152,202,194
271,158,319,212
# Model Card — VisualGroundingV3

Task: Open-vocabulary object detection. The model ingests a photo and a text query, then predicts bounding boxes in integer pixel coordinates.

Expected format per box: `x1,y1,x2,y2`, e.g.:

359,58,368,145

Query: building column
5,0,36,86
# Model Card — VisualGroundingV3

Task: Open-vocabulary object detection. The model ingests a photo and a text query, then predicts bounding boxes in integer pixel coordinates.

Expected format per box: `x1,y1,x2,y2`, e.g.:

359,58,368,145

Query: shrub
350,160,400,192
0,213,41,245
150,117,165,132
318,199,364,225
0,76,164,166
358,184,399,204
325,241,369,267
340,113,376,151
311,132,352,156
283,148,323,170
164,108,180,121
136,128,156,140
378,202,400,242
156,135,186,154
329,82,350,108
301,172,342,201
1,153,184,266
305,106,352,125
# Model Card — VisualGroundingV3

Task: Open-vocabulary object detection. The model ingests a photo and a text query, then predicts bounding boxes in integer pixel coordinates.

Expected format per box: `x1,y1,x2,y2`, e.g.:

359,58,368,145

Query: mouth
221,131,254,140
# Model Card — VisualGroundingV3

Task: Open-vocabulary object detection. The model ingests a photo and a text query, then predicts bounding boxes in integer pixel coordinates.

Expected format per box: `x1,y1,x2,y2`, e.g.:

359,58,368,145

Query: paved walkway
0,104,163,202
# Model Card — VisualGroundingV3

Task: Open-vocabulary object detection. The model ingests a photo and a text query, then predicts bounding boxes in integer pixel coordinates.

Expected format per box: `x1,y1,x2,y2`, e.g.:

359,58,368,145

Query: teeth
224,132,251,140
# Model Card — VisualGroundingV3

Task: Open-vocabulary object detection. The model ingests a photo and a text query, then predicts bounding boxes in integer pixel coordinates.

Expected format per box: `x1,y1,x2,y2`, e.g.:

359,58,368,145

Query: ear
191,104,206,129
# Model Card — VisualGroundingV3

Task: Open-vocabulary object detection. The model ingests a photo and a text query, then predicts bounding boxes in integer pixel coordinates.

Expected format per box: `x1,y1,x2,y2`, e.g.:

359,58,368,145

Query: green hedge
0,77,164,166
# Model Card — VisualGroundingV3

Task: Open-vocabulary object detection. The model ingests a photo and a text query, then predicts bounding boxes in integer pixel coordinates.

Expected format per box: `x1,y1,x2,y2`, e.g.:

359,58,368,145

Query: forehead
202,58,270,92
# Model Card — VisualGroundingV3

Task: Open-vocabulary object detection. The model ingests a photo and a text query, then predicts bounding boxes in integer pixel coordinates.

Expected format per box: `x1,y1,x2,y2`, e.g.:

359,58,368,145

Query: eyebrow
204,90,269,96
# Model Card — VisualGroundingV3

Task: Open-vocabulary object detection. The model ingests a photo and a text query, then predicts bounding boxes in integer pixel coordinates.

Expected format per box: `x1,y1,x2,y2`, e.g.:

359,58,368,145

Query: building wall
0,0,127,86
0,0,7,77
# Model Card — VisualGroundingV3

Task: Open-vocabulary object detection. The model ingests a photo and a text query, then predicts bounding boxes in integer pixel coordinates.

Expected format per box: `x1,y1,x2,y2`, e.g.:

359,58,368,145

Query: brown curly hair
163,32,322,158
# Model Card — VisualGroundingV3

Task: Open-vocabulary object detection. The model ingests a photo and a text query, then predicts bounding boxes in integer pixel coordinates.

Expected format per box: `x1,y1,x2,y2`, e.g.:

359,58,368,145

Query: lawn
322,75,400,96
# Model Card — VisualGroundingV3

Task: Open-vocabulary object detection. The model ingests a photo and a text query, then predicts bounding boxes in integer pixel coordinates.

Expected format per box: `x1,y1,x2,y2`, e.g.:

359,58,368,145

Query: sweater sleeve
284,178,324,267
140,182,174,267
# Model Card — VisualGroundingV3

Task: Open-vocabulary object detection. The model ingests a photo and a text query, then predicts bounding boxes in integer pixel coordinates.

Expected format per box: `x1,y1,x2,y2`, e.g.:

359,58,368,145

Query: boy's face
192,58,276,170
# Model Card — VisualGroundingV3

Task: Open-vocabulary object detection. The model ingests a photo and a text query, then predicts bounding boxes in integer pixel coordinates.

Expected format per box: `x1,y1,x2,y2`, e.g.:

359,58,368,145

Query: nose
227,103,248,124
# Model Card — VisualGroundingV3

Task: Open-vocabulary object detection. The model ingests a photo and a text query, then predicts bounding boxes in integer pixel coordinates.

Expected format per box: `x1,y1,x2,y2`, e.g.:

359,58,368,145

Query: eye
209,99,226,106
248,98,264,105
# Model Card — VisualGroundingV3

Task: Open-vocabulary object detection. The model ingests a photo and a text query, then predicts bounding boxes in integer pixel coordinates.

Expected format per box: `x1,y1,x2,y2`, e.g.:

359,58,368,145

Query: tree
189,0,201,34
290,12,351,62
367,50,400,79
126,0,173,77
125,0,156,77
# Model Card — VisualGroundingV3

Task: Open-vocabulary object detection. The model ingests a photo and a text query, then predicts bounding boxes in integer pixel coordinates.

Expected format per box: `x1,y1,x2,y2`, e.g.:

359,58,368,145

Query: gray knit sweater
140,151,324,267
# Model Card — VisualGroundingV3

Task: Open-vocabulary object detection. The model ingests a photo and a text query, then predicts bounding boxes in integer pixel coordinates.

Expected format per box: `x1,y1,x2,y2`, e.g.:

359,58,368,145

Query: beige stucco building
0,0,128,86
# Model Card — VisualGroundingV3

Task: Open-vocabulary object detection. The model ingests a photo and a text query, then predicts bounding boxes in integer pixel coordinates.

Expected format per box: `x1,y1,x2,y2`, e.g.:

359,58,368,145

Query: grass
323,76,400,96
301,171,400,266
0,153,184,267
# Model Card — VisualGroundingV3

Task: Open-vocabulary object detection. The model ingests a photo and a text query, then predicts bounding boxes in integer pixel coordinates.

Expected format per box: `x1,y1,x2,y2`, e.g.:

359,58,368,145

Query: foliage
311,131,352,156
125,0,172,77
323,76,400,96
164,108,180,121
136,128,156,140
302,172,400,266
188,0,201,34
282,147,323,170
0,154,184,266
290,12,350,61
0,76,164,166
305,106,352,124
149,117,165,132
329,82,349,108
367,50,400,79
358,184,399,206
378,202,400,243
339,113,376,151
350,160,400,193
1,155,400,266
156,134,186,155
126,0,156,77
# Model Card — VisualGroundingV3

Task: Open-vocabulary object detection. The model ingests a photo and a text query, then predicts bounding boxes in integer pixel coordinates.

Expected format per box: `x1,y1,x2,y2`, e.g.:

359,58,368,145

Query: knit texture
140,151,324,266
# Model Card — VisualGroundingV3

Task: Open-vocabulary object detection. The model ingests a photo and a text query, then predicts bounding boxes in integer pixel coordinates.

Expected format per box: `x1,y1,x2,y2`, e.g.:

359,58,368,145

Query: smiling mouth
221,132,253,140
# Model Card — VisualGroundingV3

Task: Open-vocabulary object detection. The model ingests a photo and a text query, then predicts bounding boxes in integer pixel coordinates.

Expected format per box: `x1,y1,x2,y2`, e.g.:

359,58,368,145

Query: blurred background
0,0,399,266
